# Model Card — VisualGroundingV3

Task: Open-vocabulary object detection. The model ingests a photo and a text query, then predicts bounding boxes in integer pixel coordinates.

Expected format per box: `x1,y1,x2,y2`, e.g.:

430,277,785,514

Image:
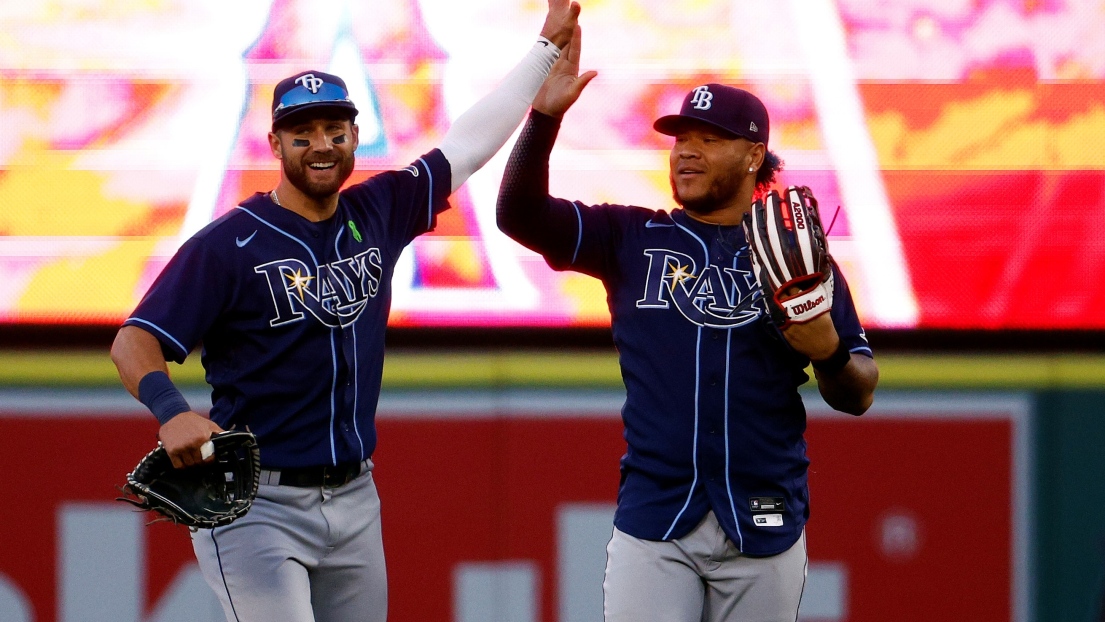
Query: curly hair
754,149,784,197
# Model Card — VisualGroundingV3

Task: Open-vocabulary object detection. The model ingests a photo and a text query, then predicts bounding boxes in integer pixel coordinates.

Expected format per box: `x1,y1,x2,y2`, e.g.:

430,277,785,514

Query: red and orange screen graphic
1,0,1102,329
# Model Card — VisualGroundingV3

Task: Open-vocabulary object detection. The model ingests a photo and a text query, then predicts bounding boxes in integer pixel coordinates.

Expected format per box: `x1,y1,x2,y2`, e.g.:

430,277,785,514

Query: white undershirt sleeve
439,37,560,193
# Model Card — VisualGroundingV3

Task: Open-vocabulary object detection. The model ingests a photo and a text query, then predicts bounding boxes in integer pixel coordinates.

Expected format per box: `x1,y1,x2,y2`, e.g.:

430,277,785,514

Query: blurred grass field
2,349,1105,389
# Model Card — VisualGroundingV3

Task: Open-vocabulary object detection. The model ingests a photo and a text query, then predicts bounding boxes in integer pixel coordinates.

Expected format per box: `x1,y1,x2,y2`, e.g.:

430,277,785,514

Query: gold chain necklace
270,190,281,206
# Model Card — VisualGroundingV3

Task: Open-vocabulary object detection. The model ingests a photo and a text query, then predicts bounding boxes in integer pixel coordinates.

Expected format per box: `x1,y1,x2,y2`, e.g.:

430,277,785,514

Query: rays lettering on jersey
254,249,383,328
636,249,762,328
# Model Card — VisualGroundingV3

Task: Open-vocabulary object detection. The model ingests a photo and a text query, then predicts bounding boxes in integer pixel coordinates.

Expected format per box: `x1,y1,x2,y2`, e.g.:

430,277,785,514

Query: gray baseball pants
191,461,386,622
603,511,807,622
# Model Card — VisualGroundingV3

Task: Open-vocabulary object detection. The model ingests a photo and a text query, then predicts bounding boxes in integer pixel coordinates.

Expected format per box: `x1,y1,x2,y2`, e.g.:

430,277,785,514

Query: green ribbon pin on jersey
348,221,362,242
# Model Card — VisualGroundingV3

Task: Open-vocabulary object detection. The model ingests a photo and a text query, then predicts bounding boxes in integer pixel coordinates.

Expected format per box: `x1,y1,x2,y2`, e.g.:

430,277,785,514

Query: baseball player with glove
110,2,581,620
496,32,879,622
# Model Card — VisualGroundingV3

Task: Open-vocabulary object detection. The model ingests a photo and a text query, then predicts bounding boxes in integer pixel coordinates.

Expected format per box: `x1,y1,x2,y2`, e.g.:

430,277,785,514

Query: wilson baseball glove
743,185,835,328
117,430,261,529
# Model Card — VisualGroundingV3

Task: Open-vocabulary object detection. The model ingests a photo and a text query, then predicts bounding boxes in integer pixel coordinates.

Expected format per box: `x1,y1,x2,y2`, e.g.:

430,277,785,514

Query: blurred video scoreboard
3,0,1103,329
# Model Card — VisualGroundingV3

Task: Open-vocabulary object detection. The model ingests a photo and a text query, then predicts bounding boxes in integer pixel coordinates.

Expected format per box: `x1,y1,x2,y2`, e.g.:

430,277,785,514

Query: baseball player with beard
108,2,580,620
496,32,879,622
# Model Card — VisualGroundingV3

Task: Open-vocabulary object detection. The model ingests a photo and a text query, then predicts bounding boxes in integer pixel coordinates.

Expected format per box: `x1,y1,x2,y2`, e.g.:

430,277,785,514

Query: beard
282,150,356,200
669,168,742,215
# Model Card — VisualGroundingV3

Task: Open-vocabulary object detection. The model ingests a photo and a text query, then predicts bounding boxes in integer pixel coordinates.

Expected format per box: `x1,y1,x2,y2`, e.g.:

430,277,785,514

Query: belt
259,459,370,488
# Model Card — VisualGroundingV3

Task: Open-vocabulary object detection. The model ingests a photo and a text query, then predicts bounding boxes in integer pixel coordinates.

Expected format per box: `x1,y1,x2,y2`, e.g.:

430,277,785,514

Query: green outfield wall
4,350,1105,390
1033,390,1105,622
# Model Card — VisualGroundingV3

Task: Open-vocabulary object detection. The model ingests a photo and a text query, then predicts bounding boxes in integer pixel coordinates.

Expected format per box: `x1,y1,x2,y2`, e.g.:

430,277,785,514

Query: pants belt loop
259,469,282,486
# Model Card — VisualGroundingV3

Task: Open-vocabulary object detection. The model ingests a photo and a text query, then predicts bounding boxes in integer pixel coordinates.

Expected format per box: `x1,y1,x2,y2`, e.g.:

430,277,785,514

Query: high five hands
540,0,582,50
535,9,597,119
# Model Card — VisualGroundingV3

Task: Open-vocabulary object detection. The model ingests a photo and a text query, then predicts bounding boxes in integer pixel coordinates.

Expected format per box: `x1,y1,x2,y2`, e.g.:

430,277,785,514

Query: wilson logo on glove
743,185,834,328
790,295,826,316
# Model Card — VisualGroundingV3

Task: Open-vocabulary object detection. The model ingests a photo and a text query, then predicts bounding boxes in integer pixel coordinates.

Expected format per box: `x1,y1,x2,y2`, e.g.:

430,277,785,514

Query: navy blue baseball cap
654,84,769,145
271,70,359,129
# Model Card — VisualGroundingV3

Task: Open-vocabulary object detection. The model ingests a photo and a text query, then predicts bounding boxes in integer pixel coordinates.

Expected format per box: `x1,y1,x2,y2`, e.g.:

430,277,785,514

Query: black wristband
811,341,851,375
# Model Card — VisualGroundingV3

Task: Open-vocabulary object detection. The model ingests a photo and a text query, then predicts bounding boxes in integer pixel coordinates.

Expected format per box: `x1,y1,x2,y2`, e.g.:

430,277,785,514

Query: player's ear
268,131,283,160
745,142,765,171
350,124,360,151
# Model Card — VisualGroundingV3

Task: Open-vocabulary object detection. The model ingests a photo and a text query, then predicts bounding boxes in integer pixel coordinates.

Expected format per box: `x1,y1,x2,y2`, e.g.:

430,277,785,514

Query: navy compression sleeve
496,110,580,257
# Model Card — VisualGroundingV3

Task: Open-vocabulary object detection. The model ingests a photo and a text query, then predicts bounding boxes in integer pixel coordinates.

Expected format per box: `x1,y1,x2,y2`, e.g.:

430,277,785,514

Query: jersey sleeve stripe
570,201,583,265
418,156,434,231
125,318,189,358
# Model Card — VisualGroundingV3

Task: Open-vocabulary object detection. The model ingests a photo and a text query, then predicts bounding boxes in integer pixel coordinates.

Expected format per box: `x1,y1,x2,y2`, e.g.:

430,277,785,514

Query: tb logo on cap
689,85,713,110
295,74,326,94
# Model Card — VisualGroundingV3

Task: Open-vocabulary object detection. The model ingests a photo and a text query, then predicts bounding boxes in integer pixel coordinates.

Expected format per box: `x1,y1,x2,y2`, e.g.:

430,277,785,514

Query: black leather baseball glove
743,185,835,328
117,430,261,529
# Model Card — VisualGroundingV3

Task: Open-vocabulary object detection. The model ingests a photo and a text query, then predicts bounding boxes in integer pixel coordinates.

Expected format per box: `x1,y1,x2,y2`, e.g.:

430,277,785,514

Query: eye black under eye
292,138,309,147
333,134,346,144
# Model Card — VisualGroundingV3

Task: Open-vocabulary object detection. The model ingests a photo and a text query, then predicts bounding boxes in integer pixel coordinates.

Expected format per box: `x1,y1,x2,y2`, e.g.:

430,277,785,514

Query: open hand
533,24,597,118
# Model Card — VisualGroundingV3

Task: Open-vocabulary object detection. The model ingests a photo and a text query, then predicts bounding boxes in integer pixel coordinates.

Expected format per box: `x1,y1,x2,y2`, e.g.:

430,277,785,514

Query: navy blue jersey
541,201,872,556
125,149,451,468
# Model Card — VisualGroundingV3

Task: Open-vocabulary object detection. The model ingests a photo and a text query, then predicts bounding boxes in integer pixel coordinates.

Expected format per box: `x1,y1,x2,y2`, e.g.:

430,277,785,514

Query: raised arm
439,0,581,192
496,24,596,255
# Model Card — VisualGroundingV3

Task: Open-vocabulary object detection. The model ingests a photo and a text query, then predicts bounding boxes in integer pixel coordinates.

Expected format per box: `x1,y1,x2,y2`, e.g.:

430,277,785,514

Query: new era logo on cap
653,83,770,145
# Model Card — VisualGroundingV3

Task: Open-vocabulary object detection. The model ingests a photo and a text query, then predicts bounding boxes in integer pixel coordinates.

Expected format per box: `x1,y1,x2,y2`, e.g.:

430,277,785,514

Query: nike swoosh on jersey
236,231,258,247
644,221,675,228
